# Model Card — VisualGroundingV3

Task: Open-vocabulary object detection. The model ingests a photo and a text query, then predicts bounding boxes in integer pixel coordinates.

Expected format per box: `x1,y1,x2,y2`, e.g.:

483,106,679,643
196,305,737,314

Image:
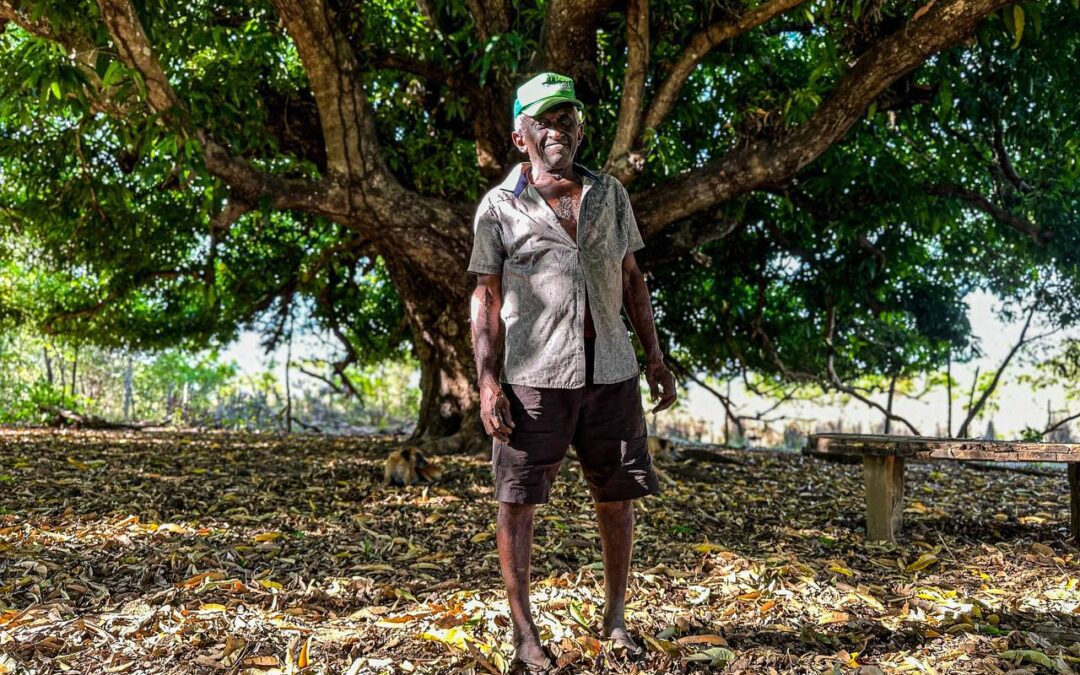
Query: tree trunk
946,348,952,437
43,346,53,386
70,345,78,398
382,256,487,455
285,310,293,433
123,355,133,421
884,373,896,434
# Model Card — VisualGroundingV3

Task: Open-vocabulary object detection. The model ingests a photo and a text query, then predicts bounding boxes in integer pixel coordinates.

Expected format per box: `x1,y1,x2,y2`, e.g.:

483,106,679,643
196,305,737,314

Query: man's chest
533,181,583,242
498,182,627,264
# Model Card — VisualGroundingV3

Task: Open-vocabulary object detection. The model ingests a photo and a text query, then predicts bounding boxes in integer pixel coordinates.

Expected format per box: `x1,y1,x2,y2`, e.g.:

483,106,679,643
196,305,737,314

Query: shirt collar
499,162,601,198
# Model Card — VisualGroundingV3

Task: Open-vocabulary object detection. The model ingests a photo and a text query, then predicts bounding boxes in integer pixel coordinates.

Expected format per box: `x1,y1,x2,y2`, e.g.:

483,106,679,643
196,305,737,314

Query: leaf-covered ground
1,429,1079,674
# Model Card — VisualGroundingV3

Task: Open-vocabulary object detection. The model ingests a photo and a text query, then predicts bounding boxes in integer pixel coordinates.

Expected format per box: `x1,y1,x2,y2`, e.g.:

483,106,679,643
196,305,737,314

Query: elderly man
468,72,677,672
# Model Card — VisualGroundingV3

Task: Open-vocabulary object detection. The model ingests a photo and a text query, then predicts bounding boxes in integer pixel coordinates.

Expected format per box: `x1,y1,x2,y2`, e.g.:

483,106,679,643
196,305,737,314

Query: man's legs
595,499,641,652
492,382,581,670
497,501,550,667
573,340,659,655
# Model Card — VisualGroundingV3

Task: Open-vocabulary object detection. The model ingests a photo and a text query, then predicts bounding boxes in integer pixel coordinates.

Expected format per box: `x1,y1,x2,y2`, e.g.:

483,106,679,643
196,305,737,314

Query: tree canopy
0,0,1077,448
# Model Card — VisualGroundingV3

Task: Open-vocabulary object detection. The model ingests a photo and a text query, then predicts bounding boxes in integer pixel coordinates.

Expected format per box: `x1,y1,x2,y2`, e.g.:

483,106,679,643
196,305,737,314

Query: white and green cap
512,72,584,121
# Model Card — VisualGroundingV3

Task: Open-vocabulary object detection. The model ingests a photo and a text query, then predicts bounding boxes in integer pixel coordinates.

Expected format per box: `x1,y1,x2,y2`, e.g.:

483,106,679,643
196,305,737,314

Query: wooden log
1070,464,1080,542
38,405,145,430
806,433,1080,463
863,455,905,543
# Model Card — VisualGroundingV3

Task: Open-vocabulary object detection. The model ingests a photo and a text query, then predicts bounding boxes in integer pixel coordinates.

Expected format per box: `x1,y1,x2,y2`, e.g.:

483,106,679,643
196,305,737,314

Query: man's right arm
470,273,513,442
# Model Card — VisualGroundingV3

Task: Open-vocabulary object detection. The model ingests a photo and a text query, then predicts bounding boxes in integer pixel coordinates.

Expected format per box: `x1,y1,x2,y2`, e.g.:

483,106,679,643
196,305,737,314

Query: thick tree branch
641,0,808,143
199,141,342,216
50,4,348,227
535,0,617,103
91,0,349,221
458,1,516,179
0,2,126,116
464,0,509,42
95,0,185,117
603,0,650,182
268,0,387,184
264,1,504,237
411,0,516,177
0,1,59,40
634,0,1015,239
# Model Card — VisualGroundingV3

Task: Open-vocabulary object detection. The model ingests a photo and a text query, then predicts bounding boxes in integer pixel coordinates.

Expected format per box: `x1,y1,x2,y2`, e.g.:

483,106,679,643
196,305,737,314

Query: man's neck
525,161,578,185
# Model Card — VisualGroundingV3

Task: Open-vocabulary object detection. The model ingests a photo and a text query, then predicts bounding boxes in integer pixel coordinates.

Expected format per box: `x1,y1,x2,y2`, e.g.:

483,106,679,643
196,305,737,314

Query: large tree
0,0,1077,449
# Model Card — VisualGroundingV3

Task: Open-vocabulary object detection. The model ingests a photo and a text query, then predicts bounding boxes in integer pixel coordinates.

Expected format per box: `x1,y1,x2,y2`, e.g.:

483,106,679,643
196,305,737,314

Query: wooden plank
864,455,905,543
1071,464,1080,542
805,433,1080,463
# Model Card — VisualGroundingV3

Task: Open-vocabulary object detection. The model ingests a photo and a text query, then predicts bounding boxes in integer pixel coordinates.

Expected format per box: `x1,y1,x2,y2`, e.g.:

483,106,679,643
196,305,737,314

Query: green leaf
568,600,590,630
905,553,938,573
939,79,953,117
102,61,125,88
684,647,736,666
1012,5,1025,49
1000,649,1054,669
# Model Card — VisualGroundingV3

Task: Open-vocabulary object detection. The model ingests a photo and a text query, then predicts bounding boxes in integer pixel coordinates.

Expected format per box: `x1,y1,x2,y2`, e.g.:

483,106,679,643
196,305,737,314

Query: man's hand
645,360,677,413
471,274,511,442
479,378,515,443
622,252,676,413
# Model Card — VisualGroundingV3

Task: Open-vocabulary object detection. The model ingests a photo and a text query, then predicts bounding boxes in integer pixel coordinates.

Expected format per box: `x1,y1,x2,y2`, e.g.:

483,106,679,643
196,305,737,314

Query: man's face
512,103,584,173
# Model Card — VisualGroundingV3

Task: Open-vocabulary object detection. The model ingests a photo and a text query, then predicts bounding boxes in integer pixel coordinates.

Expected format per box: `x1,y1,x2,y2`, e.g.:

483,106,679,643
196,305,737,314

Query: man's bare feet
512,628,553,673
602,621,644,658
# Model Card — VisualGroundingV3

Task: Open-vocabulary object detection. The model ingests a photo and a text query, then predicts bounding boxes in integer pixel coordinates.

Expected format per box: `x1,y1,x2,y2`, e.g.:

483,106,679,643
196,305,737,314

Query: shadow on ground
1,429,1078,673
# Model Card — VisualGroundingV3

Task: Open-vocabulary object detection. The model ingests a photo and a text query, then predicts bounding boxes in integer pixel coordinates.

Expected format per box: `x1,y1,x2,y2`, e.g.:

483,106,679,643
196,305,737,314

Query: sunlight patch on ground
2,430,1079,673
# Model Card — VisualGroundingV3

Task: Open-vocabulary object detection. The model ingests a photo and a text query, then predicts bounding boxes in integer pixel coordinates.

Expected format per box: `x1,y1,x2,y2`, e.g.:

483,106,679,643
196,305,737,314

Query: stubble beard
537,142,575,175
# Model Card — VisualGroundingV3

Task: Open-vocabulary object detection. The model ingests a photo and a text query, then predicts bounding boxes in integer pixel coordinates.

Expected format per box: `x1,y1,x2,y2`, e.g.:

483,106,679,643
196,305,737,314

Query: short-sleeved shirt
468,162,645,389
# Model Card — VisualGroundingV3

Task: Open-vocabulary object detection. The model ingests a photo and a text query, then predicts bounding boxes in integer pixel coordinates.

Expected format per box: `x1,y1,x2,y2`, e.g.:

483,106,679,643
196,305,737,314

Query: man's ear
511,131,527,153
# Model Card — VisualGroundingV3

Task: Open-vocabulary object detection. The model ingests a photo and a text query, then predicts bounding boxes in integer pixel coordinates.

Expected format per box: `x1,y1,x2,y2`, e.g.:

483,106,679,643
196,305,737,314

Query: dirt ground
1,428,1079,674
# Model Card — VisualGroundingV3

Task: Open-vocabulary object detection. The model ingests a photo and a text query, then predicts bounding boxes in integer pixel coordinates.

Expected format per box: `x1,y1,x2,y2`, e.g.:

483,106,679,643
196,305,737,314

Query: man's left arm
622,250,677,413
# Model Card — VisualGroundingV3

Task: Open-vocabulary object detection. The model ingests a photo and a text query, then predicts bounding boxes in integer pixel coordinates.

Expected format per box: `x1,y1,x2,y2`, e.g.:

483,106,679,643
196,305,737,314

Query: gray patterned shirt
468,162,645,389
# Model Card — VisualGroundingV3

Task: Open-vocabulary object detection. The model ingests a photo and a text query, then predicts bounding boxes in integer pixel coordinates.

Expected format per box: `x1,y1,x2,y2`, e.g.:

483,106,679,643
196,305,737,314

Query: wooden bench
804,433,1080,543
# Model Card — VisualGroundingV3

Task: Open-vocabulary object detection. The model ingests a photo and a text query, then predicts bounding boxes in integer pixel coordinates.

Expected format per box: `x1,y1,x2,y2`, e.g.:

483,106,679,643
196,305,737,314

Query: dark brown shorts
492,339,661,504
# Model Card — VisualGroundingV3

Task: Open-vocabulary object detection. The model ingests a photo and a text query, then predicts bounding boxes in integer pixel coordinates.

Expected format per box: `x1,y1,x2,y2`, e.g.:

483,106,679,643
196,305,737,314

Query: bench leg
863,455,905,543
1070,464,1080,542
